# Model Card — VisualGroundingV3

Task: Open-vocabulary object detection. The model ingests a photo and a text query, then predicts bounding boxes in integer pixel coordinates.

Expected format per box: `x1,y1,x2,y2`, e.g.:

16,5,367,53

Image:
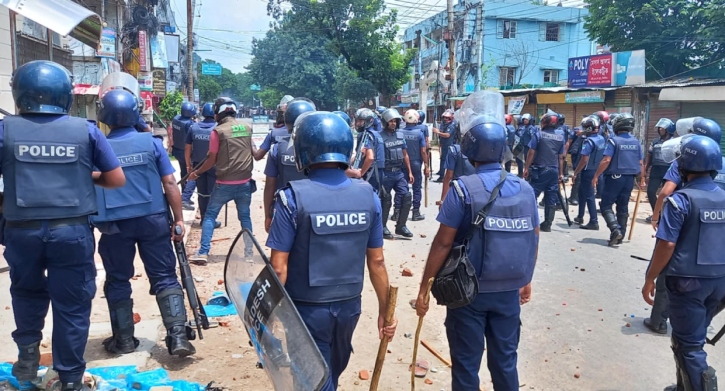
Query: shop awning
73,84,99,95
1,0,103,47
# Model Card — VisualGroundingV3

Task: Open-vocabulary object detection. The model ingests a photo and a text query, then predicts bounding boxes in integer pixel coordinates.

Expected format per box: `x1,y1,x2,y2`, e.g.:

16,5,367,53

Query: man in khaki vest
188,97,255,264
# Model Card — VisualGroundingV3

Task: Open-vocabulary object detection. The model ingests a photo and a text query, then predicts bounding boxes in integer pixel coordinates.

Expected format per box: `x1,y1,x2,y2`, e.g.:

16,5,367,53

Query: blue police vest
269,126,289,145
285,179,377,303
2,116,97,221
373,116,382,132
651,138,669,167
605,135,641,175
190,121,215,163
91,132,167,223
518,125,535,148
275,139,306,191
449,144,475,179
381,130,405,168
666,187,725,278
584,135,606,171
458,173,537,292
532,128,565,168
171,115,192,151
714,157,725,191
569,134,584,155
357,129,385,169
401,127,423,162
506,125,516,147
440,122,455,147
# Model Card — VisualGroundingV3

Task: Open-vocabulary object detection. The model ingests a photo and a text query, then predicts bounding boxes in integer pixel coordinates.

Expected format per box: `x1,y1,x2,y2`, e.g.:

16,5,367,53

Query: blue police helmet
293,111,354,172
417,110,426,125
98,89,139,128
460,122,507,164
12,60,73,115
692,118,722,144
655,118,676,135
376,106,387,114
201,103,215,118
332,110,351,126
181,102,196,117
284,100,316,130
679,135,723,172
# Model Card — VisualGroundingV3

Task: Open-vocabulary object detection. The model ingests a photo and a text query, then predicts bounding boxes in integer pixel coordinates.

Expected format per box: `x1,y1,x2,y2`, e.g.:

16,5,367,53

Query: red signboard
140,91,154,115
138,31,149,72
586,54,612,87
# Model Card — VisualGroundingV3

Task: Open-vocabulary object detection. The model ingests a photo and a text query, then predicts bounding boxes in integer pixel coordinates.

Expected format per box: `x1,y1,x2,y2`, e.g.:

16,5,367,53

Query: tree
257,88,285,108
158,91,184,125
333,65,378,107
506,41,538,85
584,0,724,79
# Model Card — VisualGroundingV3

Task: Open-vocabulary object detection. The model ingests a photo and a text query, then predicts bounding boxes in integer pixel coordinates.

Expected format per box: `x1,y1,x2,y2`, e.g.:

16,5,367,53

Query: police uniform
527,125,566,230
559,123,571,176
258,124,289,152
264,138,307,192
576,133,605,226
443,144,475,179
380,127,412,235
267,168,384,391
654,175,725,390
171,114,196,205
567,128,585,203
437,164,538,390
185,118,217,218
517,122,536,171
505,124,516,173
599,132,642,243
436,120,455,177
647,136,672,212
401,124,427,214
357,127,386,192
665,158,725,191
2,115,120,385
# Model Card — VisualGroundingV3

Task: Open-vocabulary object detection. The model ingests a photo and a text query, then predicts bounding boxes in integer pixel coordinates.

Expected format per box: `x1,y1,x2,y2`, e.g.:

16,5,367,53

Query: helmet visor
661,134,695,163
457,90,505,135
676,117,703,136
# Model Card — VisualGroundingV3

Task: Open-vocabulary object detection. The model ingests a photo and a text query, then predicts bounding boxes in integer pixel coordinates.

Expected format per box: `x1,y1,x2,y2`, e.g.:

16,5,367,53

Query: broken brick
402,268,413,277
39,352,52,367
133,313,141,324
358,370,369,380
218,279,224,285
424,379,433,385
625,323,631,327
419,234,427,238
574,373,581,379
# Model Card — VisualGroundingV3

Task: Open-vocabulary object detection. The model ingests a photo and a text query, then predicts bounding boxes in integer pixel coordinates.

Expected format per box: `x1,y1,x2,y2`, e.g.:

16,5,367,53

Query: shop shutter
681,102,725,153
613,88,633,108
574,103,606,123
546,104,576,128
647,99,680,144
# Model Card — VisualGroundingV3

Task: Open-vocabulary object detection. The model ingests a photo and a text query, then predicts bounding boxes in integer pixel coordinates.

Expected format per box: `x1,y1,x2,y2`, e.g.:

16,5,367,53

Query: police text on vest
485,216,532,231
17,144,76,157
315,213,367,227
702,209,725,222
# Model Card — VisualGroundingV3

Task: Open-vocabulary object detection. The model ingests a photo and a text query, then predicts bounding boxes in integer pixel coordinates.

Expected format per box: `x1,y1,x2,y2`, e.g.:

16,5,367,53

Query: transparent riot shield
223,229,329,391
99,72,141,99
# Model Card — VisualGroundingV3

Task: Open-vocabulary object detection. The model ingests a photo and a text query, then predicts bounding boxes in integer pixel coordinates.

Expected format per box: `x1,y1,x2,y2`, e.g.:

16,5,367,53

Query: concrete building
400,0,594,119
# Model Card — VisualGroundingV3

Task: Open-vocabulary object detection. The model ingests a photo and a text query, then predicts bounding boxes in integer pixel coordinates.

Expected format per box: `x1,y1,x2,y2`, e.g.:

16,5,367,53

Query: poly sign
568,50,645,88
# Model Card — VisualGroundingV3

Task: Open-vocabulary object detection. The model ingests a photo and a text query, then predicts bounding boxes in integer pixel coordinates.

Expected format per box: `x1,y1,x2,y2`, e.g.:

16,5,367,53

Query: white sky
168,0,586,74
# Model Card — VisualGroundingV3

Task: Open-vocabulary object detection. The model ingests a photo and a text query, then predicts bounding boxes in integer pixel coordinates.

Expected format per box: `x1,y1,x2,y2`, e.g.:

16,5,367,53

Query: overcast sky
168,0,586,74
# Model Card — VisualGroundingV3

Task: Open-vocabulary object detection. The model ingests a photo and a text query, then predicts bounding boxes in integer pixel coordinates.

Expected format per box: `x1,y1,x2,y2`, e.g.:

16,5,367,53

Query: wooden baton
411,278,434,391
628,184,643,241
369,286,398,391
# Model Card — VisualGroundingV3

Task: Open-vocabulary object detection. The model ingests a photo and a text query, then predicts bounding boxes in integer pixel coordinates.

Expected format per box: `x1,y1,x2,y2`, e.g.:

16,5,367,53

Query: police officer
353,108,386,192
188,98,255,264
567,126,586,205
373,106,386,132
558,114,572,178
185,103,221,229
92,89,196,357
438,120,475,207
169,102,197,210
380,108,415,238
592,113,645,246
3,61,126,391
263,99,316,232
504,114,516,173
266,111,397,391
645,118,676,223
418,110,432,179
395,109,429,221
253,95,294,161
517,113,536,179
433,109,455,182
524,112,566,232
333,110,352,128
642,135,725,391
415,91,537,391
572,115,605,230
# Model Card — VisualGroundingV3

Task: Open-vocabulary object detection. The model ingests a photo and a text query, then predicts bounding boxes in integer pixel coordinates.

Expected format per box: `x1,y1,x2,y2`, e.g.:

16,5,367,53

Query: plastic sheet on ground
203,291,237,317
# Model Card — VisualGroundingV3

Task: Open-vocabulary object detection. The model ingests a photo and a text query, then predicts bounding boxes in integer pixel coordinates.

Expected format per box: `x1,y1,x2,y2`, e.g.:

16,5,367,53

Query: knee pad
403,192,412,203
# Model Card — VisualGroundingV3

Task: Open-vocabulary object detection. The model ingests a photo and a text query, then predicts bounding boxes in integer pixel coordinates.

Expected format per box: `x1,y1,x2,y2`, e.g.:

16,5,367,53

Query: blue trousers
4,221,96,383
600,174,635,221
172,147,195,203
529,167,559,206
403,160,423,209
192,161,217,218
445,290,521,391
577,170,598,223
667,276,725,390
437,144,451,176
98,213,181,304
199,182,253,255
382,170,409,209
296,298,362,391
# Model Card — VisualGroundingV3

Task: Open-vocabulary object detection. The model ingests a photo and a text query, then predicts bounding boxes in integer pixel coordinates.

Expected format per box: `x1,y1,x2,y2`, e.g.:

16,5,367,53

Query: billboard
568,50,645,88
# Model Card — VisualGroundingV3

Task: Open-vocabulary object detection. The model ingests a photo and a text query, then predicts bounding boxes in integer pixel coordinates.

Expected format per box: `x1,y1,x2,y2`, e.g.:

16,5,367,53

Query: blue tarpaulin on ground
203,291,237,317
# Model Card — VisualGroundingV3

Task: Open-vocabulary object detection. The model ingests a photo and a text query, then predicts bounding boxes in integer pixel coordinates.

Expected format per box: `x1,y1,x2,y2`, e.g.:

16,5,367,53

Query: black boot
580,222,599,230
12,341,40,381
573,216,584,225
156,288,196,357
540,207,555,232
569,175,580,205
395,193,414,237
390,208,399,221
61,381,90,391
411,209,425,221
381,192,393,240
616,213,629,244
102,299,139,354
602,209,622,246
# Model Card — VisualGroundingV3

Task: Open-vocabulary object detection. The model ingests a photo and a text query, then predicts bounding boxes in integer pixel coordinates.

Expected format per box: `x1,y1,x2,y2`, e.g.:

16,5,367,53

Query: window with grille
496,20,517,39
543,70,559,84
545,22,560,41
499,67,515,86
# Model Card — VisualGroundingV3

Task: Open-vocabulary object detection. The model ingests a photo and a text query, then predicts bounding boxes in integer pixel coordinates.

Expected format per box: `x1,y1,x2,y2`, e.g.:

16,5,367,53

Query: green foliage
584,0,724,79
158,91,184,123
257,88,285,108
333,65,378,107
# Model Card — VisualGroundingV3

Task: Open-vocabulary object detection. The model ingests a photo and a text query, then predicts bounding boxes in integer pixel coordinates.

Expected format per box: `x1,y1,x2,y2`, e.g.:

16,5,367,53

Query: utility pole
186,0,194,102
446,0,456,103
475,3,483,91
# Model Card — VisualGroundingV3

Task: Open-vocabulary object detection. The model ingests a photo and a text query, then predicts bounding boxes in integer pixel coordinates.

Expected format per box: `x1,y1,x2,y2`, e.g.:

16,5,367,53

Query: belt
384,167,402,172
5,216,89,229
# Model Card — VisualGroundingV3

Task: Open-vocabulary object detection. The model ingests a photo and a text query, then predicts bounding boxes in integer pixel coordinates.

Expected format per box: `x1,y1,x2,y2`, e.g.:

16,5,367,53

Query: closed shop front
647,99,680,144
546,103,575,128
574,103,606,122
681,102,725,152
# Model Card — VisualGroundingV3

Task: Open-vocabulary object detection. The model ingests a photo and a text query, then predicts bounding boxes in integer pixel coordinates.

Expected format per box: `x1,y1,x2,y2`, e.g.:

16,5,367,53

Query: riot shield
99,72,141,100
223,229,329,391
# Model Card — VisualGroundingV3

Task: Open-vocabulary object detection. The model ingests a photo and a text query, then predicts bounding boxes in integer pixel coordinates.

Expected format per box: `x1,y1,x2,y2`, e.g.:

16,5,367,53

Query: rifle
557,182,573,226
352,130,373,170
170,220,210,339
